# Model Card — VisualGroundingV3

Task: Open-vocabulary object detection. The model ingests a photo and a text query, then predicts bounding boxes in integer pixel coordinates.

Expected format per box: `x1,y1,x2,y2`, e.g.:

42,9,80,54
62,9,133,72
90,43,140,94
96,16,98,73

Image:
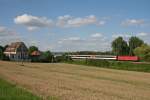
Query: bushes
0,48,9,61
54,54,72,62
110,61,150,72
134,44,150,62
39,51,53,62
86,59,110,67
66,59,150,72
67,59,110,68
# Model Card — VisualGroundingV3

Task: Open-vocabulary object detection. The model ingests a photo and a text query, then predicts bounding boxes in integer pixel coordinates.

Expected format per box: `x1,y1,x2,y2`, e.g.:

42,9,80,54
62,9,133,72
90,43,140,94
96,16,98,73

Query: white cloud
112,32,149,39
56,34,111,52
59,37,83,43
67,15,97,27
14,14,106,29
91,33,103,38
0,26,6,33
56,15,105,28
137,32,148,37
121,19,145,26
0,26,22,46
56,15,72,28
14,14,53,31
66,37,81,41
98,21,106,25
0,26,17,36
112,33,132,39
0,26,9,36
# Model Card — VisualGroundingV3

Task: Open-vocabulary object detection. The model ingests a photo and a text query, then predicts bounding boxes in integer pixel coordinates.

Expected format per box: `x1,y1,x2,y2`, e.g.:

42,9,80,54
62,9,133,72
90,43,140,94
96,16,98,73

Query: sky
0,0,150,52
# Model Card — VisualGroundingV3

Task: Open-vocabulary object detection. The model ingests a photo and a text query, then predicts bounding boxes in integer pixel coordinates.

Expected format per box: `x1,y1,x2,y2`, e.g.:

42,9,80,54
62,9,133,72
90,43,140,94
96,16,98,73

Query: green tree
40,51,53,62
129,36,144,55
0,45,4,60
28,46,38,55
0,45,9,60
4,45,8,50
111,37,129,55
134,44,150,61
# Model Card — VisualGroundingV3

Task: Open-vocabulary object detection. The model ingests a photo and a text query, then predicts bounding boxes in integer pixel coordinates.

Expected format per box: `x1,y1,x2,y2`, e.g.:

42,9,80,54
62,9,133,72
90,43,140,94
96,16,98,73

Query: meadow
0,77,42,100
0,61,150,100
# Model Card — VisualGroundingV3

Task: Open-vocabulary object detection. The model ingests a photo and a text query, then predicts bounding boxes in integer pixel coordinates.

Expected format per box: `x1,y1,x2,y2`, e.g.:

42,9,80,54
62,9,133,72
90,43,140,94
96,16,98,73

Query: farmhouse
4,42,28,61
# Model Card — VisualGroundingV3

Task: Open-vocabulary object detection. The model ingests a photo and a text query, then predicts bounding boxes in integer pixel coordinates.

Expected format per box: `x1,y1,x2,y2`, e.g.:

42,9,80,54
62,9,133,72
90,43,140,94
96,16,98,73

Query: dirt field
0,61,150,100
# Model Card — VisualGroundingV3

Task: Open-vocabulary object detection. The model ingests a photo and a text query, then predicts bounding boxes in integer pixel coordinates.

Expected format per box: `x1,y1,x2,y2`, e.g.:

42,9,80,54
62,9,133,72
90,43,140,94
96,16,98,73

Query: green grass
65,60,150,72
0,78,42,100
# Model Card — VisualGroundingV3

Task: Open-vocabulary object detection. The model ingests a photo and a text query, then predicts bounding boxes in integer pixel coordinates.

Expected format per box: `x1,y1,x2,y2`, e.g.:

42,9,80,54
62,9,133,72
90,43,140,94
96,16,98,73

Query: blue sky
0,0,150,51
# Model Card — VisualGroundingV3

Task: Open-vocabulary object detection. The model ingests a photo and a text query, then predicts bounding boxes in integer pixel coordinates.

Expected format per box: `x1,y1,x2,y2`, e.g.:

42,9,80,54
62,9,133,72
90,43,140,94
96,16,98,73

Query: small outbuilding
30,50,41,62
31,51,41,56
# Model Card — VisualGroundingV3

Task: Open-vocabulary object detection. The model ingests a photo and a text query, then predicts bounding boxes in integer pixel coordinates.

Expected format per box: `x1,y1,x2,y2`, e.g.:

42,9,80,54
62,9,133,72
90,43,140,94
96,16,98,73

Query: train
68,55,139,61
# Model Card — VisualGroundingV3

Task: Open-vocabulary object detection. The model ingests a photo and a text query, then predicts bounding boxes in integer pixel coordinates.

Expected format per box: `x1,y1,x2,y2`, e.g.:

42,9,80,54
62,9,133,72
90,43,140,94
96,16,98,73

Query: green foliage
110,61,150,72
28,46,38,55
86,59,110,67
54,56,64,62
67,60,150,72
39,51,53,62
111,36,144,56
134,44,150,62
54,54,72,62
0,46,4,59
0,48,4,60
0,78,42,100
30,56,40,62
144,52,150,62
111,37,129,55
129,36,144,55
0,45,7,60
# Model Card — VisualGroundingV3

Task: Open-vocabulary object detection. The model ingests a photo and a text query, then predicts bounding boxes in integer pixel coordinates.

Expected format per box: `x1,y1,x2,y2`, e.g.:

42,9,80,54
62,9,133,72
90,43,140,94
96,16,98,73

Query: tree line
111,36,150,61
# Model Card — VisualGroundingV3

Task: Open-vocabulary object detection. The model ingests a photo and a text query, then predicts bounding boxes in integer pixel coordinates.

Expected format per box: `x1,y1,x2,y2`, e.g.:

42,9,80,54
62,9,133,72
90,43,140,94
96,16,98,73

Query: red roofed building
30,50,41,62
31,51,41,56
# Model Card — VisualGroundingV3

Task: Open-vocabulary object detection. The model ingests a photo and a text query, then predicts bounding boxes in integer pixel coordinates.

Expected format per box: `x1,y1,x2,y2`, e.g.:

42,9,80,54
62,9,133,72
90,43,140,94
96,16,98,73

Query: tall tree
111,37,129,55
129,36,144,55
28,46,38,55
0,45,4,60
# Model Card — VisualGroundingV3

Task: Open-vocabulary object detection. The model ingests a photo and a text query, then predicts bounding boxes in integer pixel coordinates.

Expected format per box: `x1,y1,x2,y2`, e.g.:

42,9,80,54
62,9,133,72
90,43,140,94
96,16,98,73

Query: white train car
69,55,117,60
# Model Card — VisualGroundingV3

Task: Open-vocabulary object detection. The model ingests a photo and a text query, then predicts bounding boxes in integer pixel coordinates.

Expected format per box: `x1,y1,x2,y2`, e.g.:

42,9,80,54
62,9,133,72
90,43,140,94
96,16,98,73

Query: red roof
31,51,41,56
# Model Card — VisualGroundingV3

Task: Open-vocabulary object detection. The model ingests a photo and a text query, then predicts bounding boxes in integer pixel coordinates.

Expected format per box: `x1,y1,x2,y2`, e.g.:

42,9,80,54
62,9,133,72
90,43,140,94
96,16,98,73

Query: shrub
66,59,150,73
39,51,53,62
86,59,110,67
54,54,72,62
